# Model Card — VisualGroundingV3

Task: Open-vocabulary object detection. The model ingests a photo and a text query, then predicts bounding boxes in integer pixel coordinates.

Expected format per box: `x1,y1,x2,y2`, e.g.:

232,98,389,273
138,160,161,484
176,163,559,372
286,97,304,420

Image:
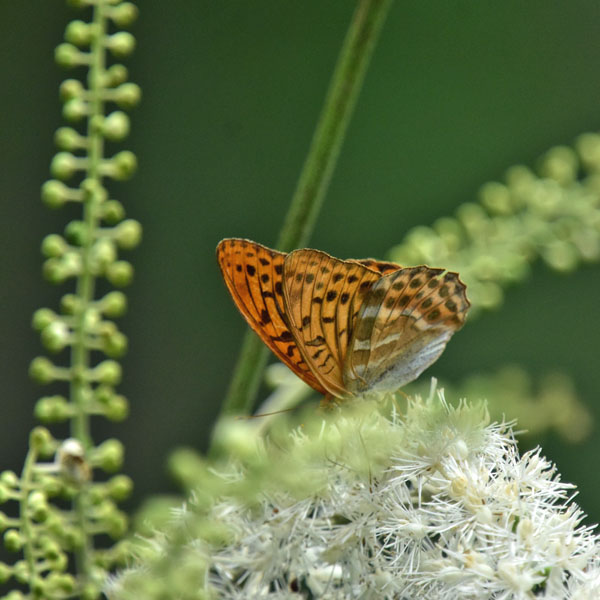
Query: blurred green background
1,1,599,524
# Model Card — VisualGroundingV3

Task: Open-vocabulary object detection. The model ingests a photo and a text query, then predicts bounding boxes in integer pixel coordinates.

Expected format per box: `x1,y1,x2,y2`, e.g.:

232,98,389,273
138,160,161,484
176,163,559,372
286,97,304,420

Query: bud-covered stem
70,2,109,582
6,1,140,596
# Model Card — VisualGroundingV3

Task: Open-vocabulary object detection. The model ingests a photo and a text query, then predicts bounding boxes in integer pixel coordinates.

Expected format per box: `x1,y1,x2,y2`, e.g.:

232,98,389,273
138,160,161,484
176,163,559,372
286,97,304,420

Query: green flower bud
82,308,100,332
4,529,23,552
539,146,578,185
103,111,130,141
543,240,578,272
27,491,49,522
81,582,102,600
94,360,122,385
104,393,129,421
90,239,117,271
64,220,89,245
29,357,56,384
41,234,68,258
211,419,260,462
55,43,82,68
107,32,136,58
474,281,504,310
108,150,137,180
63,97,88,122
89,113,104,135
13,560,29,583
104,64,128,87
95,385,115,404
47,552,69,573
98,321,117,337
101,291,127,317
107,474,133,501
34,395,72,423
577,132,600,171
114,219,142,249
102,199,126,224
50,152,78,180
46,572,76,595
62,525,85,550
106,510,128,539
106,260,133,287
61,251,84,277
110,2,139,27
457,202,487,234
39,474,63,497
59,78,84,101
80,177,108,202
64,20,94,47
30,427,56,457
104,330,128,358
115,82,141,109
168,448,208,490
42,258,67,284
41,179,70,208
0,472,18,488
54,126,83,150
41,320,70,353
32,308,57,331
94,439,124,472
31,576,46,597
40,536,60,560
4,590,26,600
60,293,80,315
87,485,105,505
479,182,513,216
0,561,11,583
0,486,9,505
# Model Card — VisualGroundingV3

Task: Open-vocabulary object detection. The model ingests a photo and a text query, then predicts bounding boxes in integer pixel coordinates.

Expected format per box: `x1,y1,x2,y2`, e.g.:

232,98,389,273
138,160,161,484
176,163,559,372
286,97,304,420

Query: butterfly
216,238,470,400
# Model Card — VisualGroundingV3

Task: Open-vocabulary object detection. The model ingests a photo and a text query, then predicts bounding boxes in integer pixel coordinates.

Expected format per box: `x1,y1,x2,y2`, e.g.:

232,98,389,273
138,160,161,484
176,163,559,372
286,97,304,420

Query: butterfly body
217,238,470,399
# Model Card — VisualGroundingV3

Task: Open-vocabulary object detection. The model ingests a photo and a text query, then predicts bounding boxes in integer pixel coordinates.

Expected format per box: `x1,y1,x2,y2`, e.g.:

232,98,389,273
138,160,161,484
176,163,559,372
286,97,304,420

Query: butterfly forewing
283,249,381,398
216,238,327,394
355,258,402,275
344,266,470,394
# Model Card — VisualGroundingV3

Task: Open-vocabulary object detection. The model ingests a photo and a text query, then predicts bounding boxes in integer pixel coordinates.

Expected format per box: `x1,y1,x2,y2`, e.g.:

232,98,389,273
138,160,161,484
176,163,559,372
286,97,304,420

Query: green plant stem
19,447,38,590
70,0,107,582
218,0,393,421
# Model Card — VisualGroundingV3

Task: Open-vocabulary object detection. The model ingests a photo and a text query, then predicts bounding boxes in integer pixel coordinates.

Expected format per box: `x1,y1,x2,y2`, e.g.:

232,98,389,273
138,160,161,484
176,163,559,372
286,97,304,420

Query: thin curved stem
217,0,393,422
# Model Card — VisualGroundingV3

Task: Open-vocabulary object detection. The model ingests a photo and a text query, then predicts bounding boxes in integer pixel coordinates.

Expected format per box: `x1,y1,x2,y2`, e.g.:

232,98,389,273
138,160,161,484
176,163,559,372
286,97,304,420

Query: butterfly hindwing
216,238,327,394
283,249,381,398
344,266,470,394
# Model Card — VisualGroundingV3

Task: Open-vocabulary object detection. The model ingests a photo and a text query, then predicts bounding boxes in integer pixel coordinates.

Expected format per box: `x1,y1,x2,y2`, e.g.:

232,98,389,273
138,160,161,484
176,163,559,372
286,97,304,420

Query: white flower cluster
207,387,600,599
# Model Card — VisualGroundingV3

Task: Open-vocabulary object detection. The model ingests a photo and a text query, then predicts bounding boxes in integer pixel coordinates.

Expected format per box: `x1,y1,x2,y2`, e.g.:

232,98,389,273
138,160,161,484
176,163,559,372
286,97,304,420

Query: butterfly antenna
395,388,409,400
237,407,296,420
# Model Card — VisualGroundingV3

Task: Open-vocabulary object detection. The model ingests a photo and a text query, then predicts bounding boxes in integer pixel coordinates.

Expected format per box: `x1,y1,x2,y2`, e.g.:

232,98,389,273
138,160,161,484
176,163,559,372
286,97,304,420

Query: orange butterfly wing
216,238,327,395
355,258,403,275
344,266,470,394
282,249,381,398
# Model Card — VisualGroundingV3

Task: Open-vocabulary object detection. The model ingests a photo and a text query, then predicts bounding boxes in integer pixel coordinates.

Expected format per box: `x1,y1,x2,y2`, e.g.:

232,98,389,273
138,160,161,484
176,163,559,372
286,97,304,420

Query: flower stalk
220,0,393,421
0,1,140,597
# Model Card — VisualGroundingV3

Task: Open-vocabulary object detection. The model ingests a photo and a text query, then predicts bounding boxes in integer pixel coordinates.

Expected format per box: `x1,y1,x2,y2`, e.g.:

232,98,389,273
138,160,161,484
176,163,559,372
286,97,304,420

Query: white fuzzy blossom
108,382,600,600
